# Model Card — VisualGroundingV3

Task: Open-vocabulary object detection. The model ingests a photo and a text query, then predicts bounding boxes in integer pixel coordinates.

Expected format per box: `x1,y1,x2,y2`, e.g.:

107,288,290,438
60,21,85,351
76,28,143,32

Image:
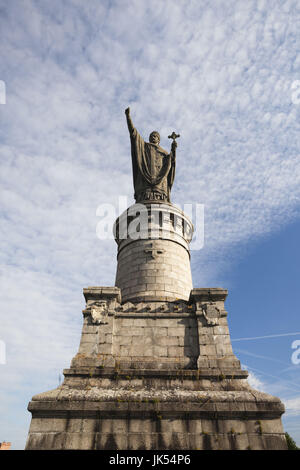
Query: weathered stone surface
25,127,287,449
114,203,193,302
26,377,286,450
26,288,287,450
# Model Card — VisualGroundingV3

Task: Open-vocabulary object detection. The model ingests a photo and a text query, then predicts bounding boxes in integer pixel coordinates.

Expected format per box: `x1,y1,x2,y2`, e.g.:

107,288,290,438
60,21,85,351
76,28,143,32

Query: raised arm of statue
125,107,135,135
168,132,179,161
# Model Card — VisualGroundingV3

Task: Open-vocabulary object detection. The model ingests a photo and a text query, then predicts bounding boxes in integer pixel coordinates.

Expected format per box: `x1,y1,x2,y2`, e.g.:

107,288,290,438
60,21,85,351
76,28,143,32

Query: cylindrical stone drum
114,202,194,302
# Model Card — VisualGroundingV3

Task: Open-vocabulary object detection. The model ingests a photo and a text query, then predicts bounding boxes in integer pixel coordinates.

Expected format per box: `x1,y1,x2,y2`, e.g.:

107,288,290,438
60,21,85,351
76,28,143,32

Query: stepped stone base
26,369,286,450
25,287,287,450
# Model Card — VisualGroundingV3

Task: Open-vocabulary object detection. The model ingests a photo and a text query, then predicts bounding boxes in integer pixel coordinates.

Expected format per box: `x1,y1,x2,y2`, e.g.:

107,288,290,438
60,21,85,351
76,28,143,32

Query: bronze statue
125,107,179,203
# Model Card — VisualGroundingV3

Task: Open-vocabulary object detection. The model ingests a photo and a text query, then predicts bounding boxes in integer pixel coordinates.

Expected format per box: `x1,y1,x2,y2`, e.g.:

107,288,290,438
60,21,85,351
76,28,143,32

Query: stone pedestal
26,286,287,450
25,202,287,450
114,203,193,302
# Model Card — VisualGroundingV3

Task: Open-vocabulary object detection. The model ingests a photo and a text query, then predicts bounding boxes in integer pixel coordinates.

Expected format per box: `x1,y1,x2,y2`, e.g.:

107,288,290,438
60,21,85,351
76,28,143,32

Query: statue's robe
129,127,175,203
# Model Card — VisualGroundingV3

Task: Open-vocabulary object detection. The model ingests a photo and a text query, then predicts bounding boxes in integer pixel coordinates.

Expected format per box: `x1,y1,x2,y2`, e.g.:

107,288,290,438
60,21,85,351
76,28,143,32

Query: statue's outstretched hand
125,107,130,115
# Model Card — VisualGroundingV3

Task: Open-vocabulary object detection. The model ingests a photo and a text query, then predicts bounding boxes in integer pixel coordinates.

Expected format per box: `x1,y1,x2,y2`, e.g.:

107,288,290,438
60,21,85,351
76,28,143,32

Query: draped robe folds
130,127,176,203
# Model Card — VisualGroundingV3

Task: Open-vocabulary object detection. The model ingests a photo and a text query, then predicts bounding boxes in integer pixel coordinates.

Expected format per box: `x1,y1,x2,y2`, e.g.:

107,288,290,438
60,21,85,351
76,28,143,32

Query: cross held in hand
168,131,180,143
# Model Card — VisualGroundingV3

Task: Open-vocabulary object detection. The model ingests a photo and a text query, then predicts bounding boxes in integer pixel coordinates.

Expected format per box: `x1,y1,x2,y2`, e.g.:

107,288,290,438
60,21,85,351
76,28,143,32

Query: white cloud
241,366,267,392
283,397,300,416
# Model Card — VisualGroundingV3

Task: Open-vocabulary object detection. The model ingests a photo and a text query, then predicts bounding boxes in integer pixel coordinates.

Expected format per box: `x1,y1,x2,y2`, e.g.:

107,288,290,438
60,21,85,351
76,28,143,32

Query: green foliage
285,432,299,450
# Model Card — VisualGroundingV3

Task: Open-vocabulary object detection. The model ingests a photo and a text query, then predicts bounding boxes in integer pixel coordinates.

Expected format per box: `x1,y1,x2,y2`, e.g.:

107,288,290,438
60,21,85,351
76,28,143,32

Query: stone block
132,318,149,327
132,336,152,347
156,336,179,346
105,334,112,343
110,419,130,434
78,343,94,354
168,346,183,357
200,344,217,355
82,325,98,334
148,327,168,336
114,335,132,346
128,419,153,434
198,334,214,345
81,419,97,433
217,419,246,434
30,417,67,433
130,345,154,356
80,333,97,344
155,319,175,327
216,343,233,356
98,344,112,354
118,318,134,327
197,357,209,367
154,346,168,357
213,326,228,335
128,327,145,336
167,327,184,336
247,434,266,450
120,345,130,356
97,432,128,450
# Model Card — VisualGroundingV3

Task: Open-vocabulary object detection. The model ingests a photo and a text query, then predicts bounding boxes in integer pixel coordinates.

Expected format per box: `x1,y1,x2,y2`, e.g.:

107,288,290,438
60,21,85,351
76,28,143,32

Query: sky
0,0,300,449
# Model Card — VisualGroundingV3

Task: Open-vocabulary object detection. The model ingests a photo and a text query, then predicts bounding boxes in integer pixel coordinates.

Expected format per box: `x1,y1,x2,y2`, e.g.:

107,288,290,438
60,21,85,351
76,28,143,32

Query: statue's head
149,131,160,145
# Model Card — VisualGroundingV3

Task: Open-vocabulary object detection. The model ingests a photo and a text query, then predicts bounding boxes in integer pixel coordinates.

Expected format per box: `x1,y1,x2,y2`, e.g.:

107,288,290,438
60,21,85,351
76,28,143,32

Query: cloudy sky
1,0,300,449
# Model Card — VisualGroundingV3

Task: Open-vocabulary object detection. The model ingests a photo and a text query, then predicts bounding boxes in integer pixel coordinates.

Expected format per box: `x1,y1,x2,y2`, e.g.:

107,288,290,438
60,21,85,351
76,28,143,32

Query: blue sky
0,0,300,449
